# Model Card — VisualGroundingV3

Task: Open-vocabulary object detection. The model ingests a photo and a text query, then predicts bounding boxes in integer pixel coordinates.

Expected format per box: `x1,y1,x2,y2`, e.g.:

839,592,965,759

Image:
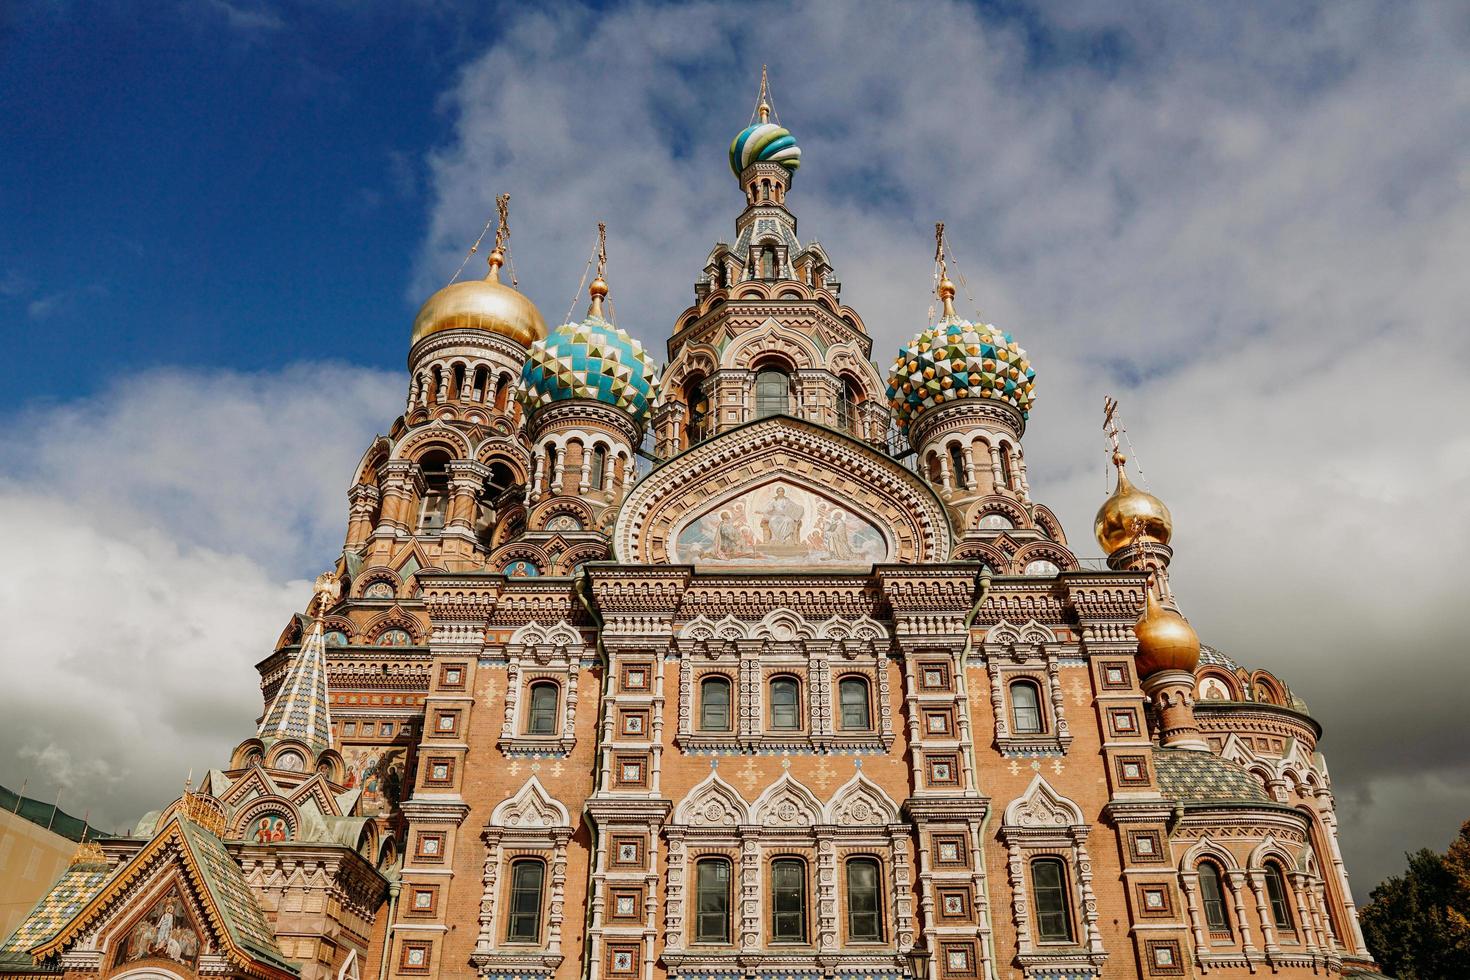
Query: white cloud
0,365,400,832
420,0,1470,891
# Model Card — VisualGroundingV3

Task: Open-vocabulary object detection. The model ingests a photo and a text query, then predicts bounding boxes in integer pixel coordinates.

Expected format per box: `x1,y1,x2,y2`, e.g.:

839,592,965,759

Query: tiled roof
175,818,295,974
1198,644,1244,671
1154,749,1273,805
0,864,114,971
258,619,333,751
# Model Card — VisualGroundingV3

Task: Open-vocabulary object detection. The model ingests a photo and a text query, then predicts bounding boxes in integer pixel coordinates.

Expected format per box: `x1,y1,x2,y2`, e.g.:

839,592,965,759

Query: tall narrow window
417,453,450,532
760,248,777,279
755,368,789,418
544,446,559,494
695,858,731,943
1030,858,1073,943
838,677,871,730
1010,680,1043,734
770,858,807,943
1199,862,1231,934
685,376,710,445
836,378,858,434
526,682,558,735
770,677,800,731
949,444,969,489
845,857,883,942
1264,863,1294,932
999,445,1015,489
589,446,608,491
700,676,732,732
506,860,545,942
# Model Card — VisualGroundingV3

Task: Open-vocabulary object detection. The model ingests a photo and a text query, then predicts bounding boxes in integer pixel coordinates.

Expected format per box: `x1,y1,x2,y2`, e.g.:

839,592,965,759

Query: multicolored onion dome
885,315,1037,430
519,313,658,425
729,122,801,178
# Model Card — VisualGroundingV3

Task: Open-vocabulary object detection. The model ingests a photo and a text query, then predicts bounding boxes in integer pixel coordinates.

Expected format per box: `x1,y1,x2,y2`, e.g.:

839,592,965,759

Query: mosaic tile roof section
729,122,801,177
1198,644,1246,672
175,817,295,975
0,864,114,971
257,619,333,751
885,315,1036,430
520,315,658,425
1154,748,1273,805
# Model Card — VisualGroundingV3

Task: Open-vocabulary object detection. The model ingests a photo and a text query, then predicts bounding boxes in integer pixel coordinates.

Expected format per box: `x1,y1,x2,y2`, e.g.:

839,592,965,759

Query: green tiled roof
1155,749,1273,805
176,818,296,975
0,864,114,971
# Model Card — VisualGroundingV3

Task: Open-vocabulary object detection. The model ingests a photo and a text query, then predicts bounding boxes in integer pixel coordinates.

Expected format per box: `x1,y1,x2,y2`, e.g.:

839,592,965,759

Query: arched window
1030,857,1074,943
760,247,777,279
999,445,1015,489
1264,863,1294,932
695,857,732,943
845,857,883,942
700,676,732,732
544,446,559,493
838,676,871,731
589,446,608,491
1009,680,1043,734
769,676,801,731
770,858,808,943
685,375,710,444
1199,861,1232,934
836,377,859,434
506,859,545,942
494,373,511,411
417,452,450,532
949,444,969,489
755,368,789,418
526,682,559,735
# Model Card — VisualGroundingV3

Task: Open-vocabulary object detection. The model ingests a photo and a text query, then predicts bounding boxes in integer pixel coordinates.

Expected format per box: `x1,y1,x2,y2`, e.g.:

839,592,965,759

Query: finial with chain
589,221,609,318
757,64,772,123
935,222,956,318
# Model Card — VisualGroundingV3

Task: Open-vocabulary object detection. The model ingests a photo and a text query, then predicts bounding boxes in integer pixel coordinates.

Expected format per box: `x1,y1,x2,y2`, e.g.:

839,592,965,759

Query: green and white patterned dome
885,310,1036,431
519,304,658,426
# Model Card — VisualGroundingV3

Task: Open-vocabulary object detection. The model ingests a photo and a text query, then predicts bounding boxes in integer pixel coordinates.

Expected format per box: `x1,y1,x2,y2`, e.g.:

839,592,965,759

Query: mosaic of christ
676,481,887,567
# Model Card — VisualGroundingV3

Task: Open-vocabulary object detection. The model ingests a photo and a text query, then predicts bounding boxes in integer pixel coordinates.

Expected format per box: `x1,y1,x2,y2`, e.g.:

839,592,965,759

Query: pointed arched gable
489,776,571,829
615,416,951,565
824,771,900,826
751,772,823,827
673,770,751,827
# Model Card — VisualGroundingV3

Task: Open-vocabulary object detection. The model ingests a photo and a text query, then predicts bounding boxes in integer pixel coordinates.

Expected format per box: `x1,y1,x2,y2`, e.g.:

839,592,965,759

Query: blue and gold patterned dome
519,285,658,426
885,282,1036,431
729,121,801,178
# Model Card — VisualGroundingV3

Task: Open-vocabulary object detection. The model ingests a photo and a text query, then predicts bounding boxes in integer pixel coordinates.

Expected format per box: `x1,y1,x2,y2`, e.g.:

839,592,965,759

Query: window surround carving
999,776,1106,973
663,770,913,971
984,621,1072,756
474,777,572,975
674,612,895,754
496,620,584,756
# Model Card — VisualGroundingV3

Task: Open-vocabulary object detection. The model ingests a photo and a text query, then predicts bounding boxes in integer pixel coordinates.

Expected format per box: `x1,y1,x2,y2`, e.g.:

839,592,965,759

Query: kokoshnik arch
0,75,1385,980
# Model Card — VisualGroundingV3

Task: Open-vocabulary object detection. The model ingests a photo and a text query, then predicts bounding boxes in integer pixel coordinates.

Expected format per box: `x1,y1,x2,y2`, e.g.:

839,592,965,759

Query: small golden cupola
1094,451,1172,556
1133,578,1201,679
410,193,548,349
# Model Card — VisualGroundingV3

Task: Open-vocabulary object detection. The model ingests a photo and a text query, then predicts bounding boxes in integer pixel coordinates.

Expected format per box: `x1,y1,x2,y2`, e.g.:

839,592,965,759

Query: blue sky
1,2,495,404
1,0,1467,896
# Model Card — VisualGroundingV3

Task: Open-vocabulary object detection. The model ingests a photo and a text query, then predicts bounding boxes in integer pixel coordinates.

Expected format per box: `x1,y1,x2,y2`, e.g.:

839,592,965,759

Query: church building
0,80,1386,980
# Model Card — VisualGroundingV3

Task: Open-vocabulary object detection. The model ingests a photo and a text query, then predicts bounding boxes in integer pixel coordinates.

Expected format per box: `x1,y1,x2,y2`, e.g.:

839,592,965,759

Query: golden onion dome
1094,452,1173,555
1134,584,1201,678
410,248,548,349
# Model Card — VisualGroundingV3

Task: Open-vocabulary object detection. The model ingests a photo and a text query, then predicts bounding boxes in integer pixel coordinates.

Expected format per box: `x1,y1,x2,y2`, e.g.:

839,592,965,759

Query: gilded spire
1095,397,1173,557
257,572,339,752
588,221,608,318
935,222,956,318
757,64,771,123
486,192,511,282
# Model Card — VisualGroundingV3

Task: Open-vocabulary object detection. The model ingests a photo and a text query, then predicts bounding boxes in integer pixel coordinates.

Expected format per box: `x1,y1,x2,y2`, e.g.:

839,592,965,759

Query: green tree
1361,819,1470,979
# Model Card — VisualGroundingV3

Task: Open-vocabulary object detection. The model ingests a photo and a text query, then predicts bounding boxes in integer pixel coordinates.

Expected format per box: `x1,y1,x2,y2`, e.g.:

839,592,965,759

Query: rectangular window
506,860,545,943
770,858,808,943
700,676,733,732
845,858,883,942
526,682,559,735
695,859,731,943
1031,858,1074,943
769,677,801,731
838,677,871,730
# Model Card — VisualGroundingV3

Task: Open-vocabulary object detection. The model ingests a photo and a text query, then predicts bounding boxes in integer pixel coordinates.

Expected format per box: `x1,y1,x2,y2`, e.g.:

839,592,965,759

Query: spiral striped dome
729,122,801,178
885,315,1036,430
519,314,658,426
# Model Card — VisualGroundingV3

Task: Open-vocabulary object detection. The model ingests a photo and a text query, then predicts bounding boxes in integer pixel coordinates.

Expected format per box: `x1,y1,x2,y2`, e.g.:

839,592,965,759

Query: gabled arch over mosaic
615,416,951,565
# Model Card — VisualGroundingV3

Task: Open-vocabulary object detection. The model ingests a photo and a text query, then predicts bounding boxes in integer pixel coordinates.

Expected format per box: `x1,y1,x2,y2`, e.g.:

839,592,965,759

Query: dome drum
526,397,642,448
904,395,1025,455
